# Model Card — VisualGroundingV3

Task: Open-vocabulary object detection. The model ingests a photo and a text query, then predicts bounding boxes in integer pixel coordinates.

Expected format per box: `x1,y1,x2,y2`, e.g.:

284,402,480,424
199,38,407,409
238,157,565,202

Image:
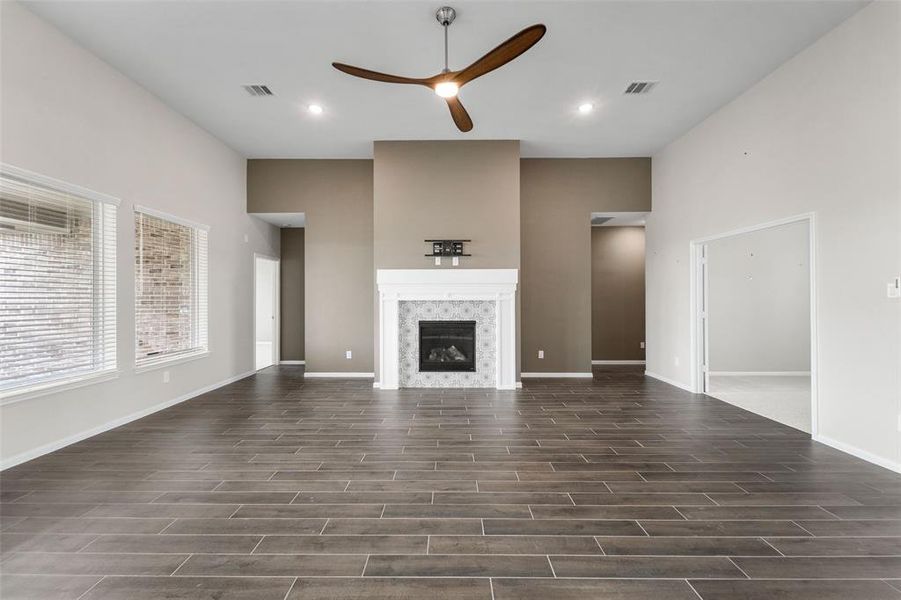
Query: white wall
0,2,279,467
647,1,900,470
707,220,810,372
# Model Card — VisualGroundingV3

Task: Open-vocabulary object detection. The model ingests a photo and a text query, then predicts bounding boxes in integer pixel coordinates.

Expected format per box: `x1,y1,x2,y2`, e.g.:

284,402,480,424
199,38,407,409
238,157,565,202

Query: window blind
0,169,118,396
134,209,208,367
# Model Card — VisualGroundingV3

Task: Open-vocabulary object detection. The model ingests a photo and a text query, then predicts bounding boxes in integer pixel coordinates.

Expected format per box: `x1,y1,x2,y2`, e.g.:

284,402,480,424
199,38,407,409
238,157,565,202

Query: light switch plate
163,371,170,383
452,256,459,267
538,350,544,359
434,257,441,266
640,341,646,349
345,350,352,360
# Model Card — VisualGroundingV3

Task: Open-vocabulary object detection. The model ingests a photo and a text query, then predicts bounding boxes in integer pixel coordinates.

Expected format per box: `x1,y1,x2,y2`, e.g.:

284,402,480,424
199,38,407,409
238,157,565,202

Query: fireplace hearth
419,320,476,372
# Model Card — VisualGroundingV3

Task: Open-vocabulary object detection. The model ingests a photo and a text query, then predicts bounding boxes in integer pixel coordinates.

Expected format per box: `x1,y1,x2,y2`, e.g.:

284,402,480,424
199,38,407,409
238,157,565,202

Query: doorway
254,254,280,371
590,212,648,374
692,215,816,433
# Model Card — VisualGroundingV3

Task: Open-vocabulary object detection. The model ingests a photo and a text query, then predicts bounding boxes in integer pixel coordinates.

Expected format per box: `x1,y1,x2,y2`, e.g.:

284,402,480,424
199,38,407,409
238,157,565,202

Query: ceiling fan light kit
332,6,546,132
434,81,459,98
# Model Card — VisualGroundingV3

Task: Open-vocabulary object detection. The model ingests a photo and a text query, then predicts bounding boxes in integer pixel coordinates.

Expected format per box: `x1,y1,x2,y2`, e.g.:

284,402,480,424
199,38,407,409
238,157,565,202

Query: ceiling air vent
243,84,274,97
624,81,657,95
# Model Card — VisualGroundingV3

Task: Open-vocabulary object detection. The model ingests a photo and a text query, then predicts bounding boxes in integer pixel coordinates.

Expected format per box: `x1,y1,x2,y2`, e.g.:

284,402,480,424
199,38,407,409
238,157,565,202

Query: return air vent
624,81,657,95
243,84,274,97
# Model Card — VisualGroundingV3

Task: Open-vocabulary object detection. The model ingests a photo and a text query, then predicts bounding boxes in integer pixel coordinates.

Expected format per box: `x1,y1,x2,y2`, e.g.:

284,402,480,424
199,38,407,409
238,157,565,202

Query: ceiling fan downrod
436,6,456,73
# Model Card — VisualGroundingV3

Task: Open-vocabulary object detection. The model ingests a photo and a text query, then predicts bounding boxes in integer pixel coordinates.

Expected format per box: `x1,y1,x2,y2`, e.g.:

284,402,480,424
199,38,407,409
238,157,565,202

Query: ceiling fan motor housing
436,6,456,27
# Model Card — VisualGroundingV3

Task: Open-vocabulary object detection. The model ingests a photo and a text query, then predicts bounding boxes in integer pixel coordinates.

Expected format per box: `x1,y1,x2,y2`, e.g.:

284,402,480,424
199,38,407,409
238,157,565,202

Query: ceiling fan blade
332,62,428,85
455,24,546,86
445,96,473,132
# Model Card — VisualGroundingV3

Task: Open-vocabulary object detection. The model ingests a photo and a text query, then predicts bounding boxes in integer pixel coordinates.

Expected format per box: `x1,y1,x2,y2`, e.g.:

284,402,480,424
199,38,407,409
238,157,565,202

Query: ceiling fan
332,6,546,132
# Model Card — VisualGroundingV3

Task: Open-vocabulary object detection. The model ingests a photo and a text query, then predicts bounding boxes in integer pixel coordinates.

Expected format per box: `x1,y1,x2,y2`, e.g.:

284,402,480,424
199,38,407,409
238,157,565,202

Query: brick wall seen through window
0,169,117,395
134,210,208,366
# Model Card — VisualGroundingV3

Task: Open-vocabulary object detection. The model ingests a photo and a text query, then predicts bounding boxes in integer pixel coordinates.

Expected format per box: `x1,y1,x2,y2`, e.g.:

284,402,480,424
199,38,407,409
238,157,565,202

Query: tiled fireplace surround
376,269,518,390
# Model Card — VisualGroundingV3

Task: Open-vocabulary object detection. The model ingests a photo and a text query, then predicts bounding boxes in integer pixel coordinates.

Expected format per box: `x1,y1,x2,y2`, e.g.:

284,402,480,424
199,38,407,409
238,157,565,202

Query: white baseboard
520,372,593,378
1,369,256,471
592,360,646,365
644,371,694,393
813,433,901,474
304,372,375,379
279,360,305,365
708,371,810,377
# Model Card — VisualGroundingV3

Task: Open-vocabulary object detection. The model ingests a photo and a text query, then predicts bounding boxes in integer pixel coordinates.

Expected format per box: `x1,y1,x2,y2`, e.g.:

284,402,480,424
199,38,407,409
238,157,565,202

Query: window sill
134,350,210,374
0,369,121,406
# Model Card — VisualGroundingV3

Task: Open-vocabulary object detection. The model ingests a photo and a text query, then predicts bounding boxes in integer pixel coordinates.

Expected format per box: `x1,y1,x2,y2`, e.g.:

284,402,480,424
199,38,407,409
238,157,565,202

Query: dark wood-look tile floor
2,365,900,599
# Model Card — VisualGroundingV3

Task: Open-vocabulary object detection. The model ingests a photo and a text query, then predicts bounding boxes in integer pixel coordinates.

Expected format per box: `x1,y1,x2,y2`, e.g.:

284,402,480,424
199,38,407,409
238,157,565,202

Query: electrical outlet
640,341,646,349
345,350,352,360
452,256,459,267
243,233,249,243
538,350,544,359
163,370,170,383
434,257,441,266
673,356,680,367
888,276,901,298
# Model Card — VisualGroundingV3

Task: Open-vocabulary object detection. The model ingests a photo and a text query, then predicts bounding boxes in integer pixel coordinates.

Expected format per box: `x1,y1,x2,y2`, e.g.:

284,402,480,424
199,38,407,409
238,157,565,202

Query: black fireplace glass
418,320,476,372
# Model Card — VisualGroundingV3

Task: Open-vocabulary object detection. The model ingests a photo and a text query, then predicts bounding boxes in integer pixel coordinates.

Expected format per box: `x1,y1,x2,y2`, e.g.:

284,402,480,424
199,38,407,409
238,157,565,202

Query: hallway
2,367,900,599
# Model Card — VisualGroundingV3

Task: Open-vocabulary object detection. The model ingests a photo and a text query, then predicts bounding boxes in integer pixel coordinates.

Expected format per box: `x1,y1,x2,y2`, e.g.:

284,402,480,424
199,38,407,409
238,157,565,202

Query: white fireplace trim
377,269,518,390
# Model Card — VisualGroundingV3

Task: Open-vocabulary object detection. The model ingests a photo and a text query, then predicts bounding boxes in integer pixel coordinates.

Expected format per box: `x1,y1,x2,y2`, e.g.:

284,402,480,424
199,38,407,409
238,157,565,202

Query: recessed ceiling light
308,104,324,115
578,102,594,114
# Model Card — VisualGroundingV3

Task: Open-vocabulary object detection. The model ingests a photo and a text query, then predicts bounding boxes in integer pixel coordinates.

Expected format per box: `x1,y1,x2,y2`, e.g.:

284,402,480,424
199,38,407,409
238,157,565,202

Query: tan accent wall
247,160,373,373
372,140,521,379
591,227,646,361
279,228,304,362
520,158,651,373
373,141,520,268
248,155,652,378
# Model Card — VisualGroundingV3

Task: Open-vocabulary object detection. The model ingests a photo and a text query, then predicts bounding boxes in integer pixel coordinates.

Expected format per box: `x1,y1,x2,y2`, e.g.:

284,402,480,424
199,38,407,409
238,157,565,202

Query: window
134,207,208,368
0,165,118,399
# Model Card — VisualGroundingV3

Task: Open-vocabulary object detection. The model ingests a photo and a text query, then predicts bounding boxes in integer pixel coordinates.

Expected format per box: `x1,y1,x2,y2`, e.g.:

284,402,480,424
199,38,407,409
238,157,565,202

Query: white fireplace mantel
377,269,518,390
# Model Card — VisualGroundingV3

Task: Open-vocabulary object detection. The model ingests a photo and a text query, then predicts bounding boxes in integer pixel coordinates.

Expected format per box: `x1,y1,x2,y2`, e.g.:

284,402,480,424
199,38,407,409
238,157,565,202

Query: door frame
689,213,818,436
253,253,280,370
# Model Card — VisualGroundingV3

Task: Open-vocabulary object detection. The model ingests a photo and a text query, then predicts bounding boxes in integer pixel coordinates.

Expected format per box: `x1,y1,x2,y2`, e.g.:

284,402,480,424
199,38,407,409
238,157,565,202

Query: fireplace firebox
418,320,476,372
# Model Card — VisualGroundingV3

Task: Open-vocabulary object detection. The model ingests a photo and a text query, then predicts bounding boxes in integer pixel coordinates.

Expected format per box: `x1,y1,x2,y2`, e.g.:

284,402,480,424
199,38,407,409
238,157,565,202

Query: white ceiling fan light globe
434,81,459,98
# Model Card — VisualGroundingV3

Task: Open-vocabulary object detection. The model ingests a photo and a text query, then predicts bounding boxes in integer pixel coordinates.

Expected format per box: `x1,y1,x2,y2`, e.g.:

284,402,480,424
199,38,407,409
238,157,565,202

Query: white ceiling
592,212,648,227
24,1,866,158
253,212,306,228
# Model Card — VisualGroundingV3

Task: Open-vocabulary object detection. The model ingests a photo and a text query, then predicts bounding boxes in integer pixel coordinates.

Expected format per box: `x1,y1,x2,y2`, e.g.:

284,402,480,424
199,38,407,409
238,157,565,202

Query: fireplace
418,320,476,372
377,269,517,389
